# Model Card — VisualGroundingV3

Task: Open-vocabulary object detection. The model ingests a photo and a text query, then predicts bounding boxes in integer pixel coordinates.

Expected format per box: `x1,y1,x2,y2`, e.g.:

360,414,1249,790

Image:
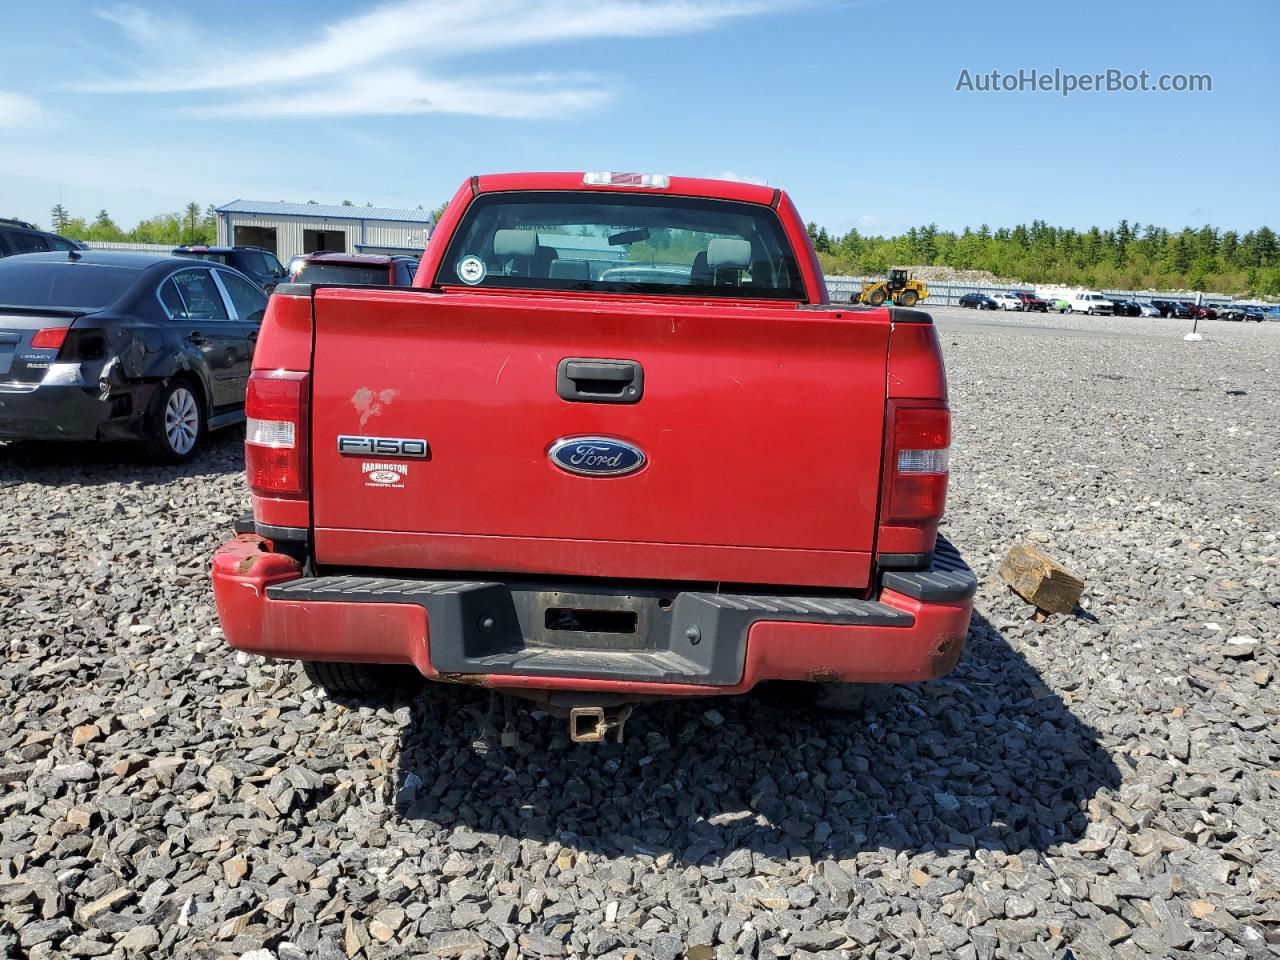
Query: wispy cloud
194,68,612,121
716,170,768,185
87,0,778,119
0,91,46,131
94,4,199,49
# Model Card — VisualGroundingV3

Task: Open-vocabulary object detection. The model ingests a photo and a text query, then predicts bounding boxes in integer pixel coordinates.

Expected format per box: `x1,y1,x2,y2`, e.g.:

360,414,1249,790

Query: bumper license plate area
524,591,663,651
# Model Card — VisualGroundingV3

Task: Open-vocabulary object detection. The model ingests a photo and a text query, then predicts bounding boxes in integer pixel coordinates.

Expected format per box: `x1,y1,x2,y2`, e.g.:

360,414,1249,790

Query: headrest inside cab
707,237,751,270
493,229,537,258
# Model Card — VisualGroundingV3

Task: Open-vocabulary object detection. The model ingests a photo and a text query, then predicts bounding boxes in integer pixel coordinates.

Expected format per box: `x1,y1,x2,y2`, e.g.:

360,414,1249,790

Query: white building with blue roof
214,200,435,261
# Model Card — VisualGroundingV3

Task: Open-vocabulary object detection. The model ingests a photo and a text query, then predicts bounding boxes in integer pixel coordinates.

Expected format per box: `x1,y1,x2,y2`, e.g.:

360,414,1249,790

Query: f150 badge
548,436,646,477
337,435,429,458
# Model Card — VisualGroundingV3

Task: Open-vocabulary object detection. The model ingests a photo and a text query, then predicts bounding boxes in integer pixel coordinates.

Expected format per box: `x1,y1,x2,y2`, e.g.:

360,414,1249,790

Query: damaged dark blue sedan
0,250,265,462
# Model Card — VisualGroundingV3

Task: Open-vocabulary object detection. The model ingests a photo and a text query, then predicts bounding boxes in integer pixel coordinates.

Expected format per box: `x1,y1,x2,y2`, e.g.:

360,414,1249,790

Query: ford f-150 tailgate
308,288,891,589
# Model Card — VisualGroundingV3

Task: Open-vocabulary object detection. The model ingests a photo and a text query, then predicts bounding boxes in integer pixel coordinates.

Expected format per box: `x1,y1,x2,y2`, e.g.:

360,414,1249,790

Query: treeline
26,201,1280,295
46,202,219,246
807,220,1280,295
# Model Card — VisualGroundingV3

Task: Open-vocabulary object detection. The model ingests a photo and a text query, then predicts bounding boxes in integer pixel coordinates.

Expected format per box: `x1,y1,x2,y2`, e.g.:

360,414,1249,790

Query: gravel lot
1,312,1277,960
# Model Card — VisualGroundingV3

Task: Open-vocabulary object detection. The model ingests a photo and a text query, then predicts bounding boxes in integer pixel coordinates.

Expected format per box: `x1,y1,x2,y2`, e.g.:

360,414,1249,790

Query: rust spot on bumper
806,667,840,684
235,555,258,574
929,633,965,679
437,672,489,686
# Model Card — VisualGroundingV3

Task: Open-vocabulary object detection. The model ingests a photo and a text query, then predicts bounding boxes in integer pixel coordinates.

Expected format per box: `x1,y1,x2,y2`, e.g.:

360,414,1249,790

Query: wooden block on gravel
999,543,1085,614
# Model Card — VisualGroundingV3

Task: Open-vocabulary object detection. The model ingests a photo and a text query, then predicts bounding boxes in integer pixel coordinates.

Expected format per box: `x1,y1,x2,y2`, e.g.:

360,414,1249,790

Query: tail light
245,370,309,498
885,402,950,525
30,327,70,350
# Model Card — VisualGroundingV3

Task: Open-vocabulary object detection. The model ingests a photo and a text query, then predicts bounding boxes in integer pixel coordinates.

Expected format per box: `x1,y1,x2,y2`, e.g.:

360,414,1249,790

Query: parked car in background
1149,299,1192,318
286,254,313,278
958,292,997,309
991,292,1023,310
1109,298,1141,317
291,252,419,286
173,245,288,294
1188,303,1217,320
0,218,81,258
1138,302,1162,317
1220,305,1266,322
0,251,266,461
1044,298,1070,313
1014,291,1048,312
1067,292,1114,315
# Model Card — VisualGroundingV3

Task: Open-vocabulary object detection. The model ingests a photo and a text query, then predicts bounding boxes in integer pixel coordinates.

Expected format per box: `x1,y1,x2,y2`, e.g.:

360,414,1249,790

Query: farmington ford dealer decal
362,462,409,488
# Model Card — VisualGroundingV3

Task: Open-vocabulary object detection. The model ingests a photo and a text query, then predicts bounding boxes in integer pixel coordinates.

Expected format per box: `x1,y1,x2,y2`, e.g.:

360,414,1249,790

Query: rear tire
142,378,206,464
897,290,919,307
303,661,419,697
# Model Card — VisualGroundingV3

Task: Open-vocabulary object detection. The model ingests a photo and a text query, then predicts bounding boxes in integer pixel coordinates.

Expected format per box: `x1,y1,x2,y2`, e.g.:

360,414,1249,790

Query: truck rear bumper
212,535,975,695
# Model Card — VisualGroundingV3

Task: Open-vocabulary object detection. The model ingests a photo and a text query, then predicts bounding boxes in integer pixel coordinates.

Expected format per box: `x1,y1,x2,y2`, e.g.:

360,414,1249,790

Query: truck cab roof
472,172,779,206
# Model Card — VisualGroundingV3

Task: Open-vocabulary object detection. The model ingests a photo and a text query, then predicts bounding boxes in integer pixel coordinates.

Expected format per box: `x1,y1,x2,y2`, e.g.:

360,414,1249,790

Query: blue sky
1,0,1276,236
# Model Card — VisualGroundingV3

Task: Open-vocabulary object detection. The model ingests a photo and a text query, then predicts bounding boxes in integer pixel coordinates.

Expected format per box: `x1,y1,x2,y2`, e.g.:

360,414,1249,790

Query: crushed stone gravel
1,312,1277,959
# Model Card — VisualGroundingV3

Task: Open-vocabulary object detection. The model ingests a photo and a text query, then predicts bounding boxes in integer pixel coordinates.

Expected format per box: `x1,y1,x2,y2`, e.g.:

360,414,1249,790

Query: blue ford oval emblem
548,436,646,477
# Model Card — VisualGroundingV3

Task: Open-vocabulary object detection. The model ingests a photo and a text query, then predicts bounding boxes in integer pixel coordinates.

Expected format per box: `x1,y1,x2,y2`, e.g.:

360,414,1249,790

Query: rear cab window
436,191,805,300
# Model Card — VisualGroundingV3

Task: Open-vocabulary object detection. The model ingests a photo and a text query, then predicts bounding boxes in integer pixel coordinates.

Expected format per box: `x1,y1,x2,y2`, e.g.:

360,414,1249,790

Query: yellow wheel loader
851,269,928,307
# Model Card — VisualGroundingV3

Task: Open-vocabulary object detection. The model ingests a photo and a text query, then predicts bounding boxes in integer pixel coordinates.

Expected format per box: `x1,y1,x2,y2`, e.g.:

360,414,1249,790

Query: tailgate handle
557,357,643,404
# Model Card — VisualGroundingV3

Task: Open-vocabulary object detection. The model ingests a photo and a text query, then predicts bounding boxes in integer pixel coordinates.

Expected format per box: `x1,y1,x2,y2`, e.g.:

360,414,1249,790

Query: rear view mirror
608,228,649,246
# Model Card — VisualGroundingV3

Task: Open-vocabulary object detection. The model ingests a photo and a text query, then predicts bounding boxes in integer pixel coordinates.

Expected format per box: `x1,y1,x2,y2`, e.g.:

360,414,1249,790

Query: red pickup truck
212,172,974,739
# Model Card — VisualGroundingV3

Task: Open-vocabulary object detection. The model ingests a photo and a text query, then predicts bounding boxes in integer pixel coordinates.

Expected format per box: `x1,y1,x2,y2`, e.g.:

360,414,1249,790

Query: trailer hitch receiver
568,704,633,743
